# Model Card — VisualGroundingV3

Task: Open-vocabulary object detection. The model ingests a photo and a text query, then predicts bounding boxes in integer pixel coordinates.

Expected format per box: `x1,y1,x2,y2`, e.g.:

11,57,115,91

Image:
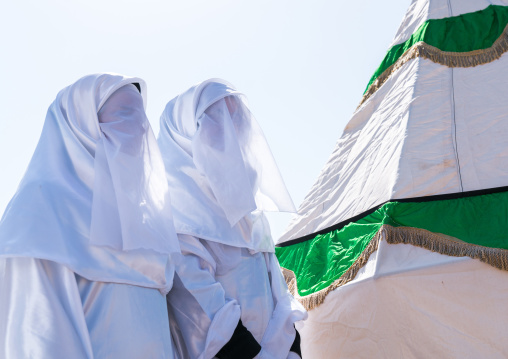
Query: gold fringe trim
358,23,508,109
383,225,508,271
283,224,508,311
282,234,381,311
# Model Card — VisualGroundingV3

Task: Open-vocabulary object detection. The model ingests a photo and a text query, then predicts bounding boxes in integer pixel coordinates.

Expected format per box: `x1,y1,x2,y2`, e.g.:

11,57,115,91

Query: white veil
158,78,295,252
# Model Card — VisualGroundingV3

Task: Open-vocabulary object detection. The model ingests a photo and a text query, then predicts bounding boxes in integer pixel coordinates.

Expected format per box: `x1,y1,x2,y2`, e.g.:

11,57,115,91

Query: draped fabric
0,73,180,294
158,78,295,252
159,79,306,359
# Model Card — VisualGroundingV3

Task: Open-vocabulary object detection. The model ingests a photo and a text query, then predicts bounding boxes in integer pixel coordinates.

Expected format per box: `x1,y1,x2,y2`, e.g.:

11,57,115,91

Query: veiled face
98,84,148,156
91,80,177,255
199,100,227,152
198,95,249,153
98,84,144,124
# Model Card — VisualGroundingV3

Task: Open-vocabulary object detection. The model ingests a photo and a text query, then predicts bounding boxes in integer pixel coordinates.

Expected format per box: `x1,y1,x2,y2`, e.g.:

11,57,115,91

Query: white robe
0,257,176,359
168,234,306,359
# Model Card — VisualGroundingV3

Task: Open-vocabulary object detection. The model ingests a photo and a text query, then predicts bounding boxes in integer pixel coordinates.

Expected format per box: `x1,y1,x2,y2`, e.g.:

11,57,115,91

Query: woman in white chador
158,79,307,359
0,73,181,358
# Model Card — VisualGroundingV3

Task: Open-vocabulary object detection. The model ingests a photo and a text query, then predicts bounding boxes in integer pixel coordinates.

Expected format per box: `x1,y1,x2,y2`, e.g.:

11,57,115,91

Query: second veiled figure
158,79,307,359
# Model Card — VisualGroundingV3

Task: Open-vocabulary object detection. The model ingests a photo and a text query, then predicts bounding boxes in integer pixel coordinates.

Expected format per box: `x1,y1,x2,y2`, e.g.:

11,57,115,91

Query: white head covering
158,78,296,252
0,73,180,294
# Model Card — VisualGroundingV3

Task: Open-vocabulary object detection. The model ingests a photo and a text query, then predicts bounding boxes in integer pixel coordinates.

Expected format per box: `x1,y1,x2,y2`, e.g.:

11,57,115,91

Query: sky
0,0,410,239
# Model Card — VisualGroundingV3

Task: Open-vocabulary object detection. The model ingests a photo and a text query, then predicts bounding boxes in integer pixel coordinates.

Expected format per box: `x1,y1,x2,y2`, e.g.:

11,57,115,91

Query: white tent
276,0,508,357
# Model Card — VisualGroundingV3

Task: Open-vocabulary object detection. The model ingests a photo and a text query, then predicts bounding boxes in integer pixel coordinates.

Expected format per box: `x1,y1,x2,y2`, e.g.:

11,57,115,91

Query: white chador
0,74,181,358
158,79,307,359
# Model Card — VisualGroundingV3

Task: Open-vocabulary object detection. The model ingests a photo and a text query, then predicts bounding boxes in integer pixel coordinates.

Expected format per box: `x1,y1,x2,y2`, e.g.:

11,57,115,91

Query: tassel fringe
282,234,381,311
383,225,508,271
283,224,508,311
358,24,508,108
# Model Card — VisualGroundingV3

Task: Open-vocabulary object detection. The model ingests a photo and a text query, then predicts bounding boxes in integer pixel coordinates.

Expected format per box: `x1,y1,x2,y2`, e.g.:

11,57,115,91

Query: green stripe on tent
276,190,508,297
364,4,508,94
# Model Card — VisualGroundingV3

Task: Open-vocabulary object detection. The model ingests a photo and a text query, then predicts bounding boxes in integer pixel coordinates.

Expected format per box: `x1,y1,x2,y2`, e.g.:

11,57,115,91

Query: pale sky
0,0,410,239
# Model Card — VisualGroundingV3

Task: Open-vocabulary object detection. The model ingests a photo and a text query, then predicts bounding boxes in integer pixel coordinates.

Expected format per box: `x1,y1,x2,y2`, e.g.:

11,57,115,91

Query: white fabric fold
158,78,295,251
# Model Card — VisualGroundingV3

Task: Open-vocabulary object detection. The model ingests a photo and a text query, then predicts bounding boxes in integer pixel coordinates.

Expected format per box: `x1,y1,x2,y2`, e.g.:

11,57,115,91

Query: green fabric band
276,190,508,297
364,5,508,94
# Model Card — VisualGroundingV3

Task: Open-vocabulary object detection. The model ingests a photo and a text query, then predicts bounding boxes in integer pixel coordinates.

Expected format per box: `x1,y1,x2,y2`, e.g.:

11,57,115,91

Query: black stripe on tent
276,185,508,248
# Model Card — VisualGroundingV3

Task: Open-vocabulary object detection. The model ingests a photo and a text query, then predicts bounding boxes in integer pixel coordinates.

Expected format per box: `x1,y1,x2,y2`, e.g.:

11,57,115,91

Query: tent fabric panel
297,240,508,358
281,52,508,244
280,58,419,243
454,51,508,191
281,58,463,243
390,59,460,199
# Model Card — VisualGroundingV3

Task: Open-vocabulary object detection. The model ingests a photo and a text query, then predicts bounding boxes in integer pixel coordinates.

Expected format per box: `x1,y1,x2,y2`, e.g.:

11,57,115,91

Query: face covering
158,78,295,252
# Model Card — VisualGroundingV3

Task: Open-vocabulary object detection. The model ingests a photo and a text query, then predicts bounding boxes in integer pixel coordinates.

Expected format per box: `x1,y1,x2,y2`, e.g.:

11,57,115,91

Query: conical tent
276,0,508,357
